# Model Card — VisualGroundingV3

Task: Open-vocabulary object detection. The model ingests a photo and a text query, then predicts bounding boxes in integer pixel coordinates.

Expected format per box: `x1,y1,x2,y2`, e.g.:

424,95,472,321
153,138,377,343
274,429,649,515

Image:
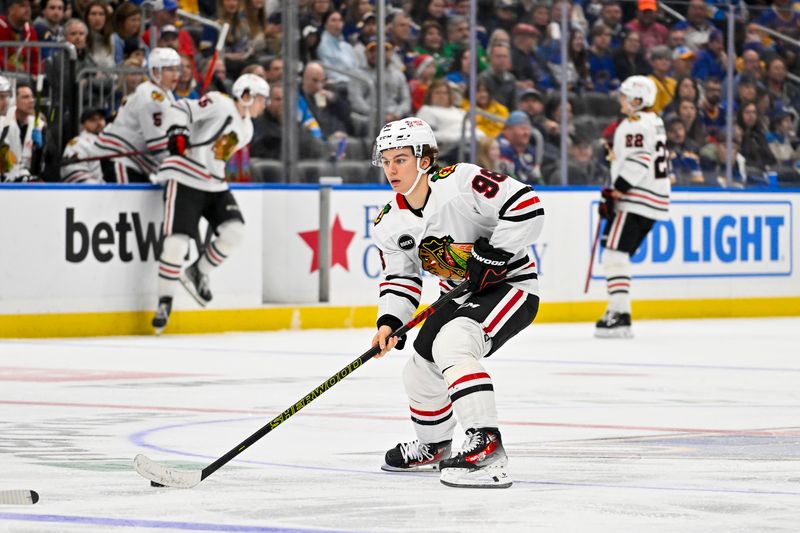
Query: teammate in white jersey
94,47,180,183
150,74,269,334
370,118,545,488
61,109,106,183
596,75,670,338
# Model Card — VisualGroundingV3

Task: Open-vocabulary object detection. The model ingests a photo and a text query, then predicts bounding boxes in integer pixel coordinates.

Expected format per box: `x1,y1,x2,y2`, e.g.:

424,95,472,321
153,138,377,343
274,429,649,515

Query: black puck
151,481,164,487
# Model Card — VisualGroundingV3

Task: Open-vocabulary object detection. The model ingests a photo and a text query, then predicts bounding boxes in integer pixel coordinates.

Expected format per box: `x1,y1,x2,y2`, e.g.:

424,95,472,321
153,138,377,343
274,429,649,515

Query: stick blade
134,454,202,489
0,490,39,505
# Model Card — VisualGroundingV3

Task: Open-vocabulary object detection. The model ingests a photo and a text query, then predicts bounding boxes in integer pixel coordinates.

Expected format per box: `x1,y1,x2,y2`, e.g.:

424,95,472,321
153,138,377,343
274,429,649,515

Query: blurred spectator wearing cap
691,29,726,82
144,0,200,81
672,0,715,52
497,110,541,184
588,23,619,94
0,0,41,75
352,12,377,67
200,0,253,77
517,88,549,138
478,41,518,109
415,21,447,76
647,45,675,114
766,110,800,184
317,10,359,84
84,0,116,69
262,10,282,56
612,30,650,82
409,54,437,112
349,38,410,125
595,1,624,49
33,0,65,60
157,24,179,49
300,24,321,64
564,132,609,185
624,0,668,50
664,114,704,185
511,23,551,92
417,78,481,163
61,108,106,184
463,78,509,139
112,2,148,65
671,46,695,80
343,0,374,42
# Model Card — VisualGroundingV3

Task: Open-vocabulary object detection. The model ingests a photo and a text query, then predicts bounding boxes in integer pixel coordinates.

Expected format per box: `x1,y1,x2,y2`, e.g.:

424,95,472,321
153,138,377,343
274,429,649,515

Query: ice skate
152,297,172,335
439,428,512,489
180,261,212,307
381,439,452,472
594,310,633,338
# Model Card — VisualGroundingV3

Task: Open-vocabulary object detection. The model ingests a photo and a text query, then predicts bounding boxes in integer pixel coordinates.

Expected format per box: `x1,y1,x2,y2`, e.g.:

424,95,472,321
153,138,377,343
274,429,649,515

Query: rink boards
0,183,798,337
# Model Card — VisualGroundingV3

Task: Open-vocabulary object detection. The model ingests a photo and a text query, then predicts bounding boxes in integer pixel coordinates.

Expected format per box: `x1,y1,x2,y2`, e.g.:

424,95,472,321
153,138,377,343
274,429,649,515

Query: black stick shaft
199,281,470,481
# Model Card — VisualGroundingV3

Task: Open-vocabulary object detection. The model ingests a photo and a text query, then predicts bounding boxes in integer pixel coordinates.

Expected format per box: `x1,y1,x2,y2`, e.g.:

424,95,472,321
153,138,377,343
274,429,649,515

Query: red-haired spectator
0,0,41,75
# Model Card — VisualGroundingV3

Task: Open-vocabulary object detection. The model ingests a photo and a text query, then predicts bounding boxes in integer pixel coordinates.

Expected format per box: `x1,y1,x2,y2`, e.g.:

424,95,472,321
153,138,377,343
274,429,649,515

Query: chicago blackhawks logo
0,143,17,173
151,91,165,102
418,235,473,280
212,131,239,161
431,164,457,182
374,203,391,225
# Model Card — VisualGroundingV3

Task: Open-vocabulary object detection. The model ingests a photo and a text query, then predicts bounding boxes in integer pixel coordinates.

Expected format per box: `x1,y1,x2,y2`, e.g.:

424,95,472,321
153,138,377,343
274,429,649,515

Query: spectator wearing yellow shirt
648,45,676,114
462,78,509,139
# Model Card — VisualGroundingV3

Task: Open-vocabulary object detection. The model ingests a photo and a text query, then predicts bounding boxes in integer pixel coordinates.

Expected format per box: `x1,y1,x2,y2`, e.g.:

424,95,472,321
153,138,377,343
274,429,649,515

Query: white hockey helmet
619,75,657,111
232,73,270,104
147,47,181,81
371,117,438,167
0,75,11,93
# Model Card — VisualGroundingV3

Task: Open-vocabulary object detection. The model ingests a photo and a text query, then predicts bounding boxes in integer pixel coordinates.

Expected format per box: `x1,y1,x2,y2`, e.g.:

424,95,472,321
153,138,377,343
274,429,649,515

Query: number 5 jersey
610,111,671,220
372,162,545,326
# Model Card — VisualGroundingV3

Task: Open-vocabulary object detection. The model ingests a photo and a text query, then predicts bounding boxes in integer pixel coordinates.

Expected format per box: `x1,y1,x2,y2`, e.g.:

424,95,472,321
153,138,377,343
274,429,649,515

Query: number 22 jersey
372,162,545,326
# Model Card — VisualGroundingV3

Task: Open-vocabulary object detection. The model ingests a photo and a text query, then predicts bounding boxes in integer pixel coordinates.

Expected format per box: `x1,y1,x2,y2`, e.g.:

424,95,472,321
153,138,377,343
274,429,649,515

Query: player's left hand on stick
372,325,402,358
167,126,190,156
466,237,513,294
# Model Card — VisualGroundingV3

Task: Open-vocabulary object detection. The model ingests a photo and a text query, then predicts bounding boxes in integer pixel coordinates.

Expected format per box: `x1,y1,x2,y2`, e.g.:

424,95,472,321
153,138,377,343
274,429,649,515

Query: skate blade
179,274,210,308
153,326,165,336
594,327,633,339
381,462,441,473
439,465,513,489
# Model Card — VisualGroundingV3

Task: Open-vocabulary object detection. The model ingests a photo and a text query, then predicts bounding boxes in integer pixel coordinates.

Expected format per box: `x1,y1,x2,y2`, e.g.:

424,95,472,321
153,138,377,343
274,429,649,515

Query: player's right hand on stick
372,325,400,359
167,126,190,156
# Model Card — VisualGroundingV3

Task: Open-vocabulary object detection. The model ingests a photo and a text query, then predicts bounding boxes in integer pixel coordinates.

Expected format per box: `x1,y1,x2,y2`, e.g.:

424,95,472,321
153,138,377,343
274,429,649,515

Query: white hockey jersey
611,111,671,220
372,162,545,326
0,106,44,182
155,92,252,192
61,130,104,183
95,80,175,177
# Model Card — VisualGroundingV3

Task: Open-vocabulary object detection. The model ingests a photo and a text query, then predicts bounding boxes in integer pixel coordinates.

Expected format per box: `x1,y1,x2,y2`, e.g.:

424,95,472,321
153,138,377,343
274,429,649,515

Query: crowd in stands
1,0,799,187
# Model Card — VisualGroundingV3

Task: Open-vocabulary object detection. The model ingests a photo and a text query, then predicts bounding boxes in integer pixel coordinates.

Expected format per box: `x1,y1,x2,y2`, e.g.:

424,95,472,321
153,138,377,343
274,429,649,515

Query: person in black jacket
737,101,776,181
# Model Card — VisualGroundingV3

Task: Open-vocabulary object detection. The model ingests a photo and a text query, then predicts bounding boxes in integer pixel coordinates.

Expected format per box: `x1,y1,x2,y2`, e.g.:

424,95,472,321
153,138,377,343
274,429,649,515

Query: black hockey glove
598,188,616,221
466,237,513,294
167,126,190,156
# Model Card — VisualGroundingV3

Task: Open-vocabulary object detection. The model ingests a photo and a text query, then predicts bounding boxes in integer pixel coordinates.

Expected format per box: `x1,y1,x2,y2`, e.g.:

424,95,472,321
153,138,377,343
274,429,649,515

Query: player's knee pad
403,353,447,400
431,317,490,372
603,248,629,273
214,221,245,254
160,234,190,264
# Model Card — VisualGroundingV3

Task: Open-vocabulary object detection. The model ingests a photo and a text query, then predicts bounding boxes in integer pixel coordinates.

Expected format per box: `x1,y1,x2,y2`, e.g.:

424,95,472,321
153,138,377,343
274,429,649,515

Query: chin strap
400,157,428,196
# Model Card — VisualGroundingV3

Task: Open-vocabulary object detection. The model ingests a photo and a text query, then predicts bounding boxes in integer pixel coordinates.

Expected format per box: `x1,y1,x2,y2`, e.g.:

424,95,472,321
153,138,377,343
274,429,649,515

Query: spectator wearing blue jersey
691,29,727,82
588,23,619,94
665,114,704,185
699,77,725,141
33,0,65,59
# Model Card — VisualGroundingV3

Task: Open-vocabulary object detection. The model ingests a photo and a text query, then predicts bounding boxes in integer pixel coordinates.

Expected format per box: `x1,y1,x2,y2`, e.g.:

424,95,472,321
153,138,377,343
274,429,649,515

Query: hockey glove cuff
599,187,616,220
376,314,406,350
167,126,190,156
466,237,513,294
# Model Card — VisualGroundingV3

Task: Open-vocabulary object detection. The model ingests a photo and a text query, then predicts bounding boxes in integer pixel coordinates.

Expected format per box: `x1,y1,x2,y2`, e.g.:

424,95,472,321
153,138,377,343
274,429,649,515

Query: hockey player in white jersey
94,47,180,183
595,75,670,338
61,109,106,183
150,73,269,333
370,118,545,488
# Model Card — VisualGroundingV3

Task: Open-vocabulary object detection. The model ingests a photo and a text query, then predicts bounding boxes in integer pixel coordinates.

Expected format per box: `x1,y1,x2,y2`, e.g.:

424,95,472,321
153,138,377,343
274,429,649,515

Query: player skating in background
94,47,180,183
596,75,670,338
370,118,545,488
150,73,269,334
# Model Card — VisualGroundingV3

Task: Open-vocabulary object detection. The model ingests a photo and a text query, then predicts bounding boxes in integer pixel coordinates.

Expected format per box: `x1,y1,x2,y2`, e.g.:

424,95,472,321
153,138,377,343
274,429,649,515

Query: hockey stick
584,215,602,293
134,281,471,488
0,490,39,505
200,22,230,95
62,116,234,166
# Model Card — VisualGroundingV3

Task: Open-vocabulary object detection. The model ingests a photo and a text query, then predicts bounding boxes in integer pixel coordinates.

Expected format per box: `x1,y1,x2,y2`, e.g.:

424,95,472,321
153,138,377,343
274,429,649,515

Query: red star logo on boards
298,215,357,273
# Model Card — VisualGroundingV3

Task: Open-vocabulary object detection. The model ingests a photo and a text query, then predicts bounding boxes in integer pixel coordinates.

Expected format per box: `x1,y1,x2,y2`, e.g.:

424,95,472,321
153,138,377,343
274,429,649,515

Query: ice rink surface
1,318,799,532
